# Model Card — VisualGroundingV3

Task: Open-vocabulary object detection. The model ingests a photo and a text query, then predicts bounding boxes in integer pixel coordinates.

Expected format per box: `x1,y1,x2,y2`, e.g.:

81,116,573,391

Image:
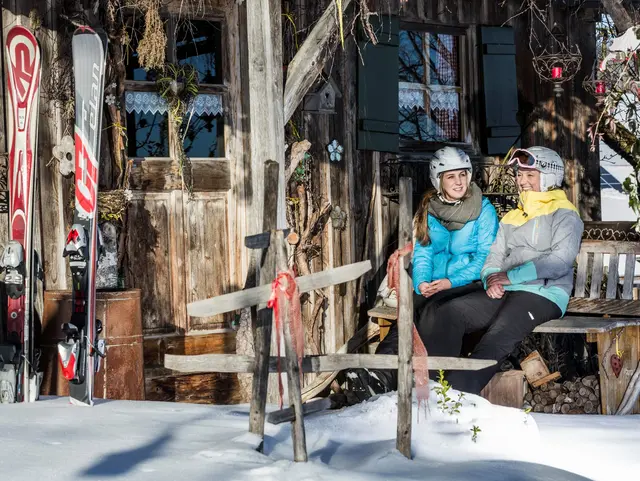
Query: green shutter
479,26,521,155
357,15,399,153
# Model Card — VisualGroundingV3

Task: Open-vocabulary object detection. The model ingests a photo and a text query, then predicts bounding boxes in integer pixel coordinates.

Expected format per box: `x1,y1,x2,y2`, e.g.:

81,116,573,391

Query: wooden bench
368,239,640,414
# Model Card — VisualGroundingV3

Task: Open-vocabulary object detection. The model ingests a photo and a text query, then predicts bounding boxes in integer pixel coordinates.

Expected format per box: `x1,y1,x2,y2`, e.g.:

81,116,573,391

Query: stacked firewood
525,375,600,414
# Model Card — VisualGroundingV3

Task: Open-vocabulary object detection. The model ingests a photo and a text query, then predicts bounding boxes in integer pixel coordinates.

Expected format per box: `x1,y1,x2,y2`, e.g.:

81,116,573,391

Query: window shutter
479,26,521,155
357,15,399,153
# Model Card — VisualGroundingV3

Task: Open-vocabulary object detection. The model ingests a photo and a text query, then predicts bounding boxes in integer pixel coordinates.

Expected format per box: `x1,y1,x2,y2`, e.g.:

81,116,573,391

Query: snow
2,384,640,481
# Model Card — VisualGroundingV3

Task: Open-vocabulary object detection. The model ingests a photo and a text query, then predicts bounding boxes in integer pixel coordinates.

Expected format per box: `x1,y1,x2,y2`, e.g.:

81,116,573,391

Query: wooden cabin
0,0,608,403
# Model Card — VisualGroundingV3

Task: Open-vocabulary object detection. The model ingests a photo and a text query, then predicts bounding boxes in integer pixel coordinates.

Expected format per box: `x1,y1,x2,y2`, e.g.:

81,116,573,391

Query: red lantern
595,81,606,95
552,66,563,79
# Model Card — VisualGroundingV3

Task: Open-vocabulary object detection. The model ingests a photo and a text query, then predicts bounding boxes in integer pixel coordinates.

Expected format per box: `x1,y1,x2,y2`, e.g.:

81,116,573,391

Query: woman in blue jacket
346,147,499,401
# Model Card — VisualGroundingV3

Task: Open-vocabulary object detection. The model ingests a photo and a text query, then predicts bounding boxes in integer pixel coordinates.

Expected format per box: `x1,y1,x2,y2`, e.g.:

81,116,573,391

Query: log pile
525,375,600,414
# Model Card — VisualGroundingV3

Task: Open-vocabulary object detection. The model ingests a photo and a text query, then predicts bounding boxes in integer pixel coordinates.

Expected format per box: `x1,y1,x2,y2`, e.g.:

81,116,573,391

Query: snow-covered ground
2,384,639,481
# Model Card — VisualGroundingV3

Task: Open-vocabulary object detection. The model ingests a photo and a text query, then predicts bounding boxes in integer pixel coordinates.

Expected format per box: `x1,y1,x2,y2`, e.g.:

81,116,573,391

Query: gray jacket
481,190,584,300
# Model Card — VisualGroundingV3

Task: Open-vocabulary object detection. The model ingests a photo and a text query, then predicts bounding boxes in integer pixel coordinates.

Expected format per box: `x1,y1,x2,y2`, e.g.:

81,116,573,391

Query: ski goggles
507,148,564,173
507,149,538,169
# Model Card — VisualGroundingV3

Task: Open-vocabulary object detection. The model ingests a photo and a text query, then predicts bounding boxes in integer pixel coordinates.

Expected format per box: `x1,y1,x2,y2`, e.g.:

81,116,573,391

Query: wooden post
248,160,280,447
398,177,413,250
248,232,277,446
396,178,413,459
396,265,413,459
275,231,308,462
247,2,286,230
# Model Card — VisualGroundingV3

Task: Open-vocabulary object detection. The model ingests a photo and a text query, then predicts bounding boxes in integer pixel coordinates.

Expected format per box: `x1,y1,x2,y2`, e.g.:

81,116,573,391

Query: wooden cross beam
187,260,372,318
164,353,497,374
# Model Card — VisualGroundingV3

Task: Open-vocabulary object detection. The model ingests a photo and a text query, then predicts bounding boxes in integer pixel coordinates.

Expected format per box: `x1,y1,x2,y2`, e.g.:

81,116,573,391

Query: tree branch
601,0,636,33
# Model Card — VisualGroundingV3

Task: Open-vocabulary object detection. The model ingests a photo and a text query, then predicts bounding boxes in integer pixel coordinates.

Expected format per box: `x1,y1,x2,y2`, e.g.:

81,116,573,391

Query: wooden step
367,305,398,321
533,316,640,334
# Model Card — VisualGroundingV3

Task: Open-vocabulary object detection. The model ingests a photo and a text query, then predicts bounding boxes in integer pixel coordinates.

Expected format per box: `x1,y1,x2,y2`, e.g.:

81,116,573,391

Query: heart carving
610,354,623,378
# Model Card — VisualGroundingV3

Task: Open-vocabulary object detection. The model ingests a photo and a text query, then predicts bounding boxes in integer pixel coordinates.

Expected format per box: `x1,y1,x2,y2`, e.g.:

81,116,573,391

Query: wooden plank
164,352,497,373
171,190,188,334
36,0,67,291
342,32,358,346
589,252,604,299
262,160,280,236
129,159,231,191
275,233,308,462
266,397,334,425
533,317,640,334
368,305,398,321
398,178,412,250
597,326,640,414
480,370,526,409
580,240,640,254
283,0,353,123
567,298,640,317
531,372,562,389
606,253,620,299
186,194,231,330
144,331,236,368
574,250,589,298
396,266,413,459
145,372,242,404
187,260,372,317
302,321,381,403
247,0,286,231
622,253,637,300
127,194,175,333
248,232,277,443
245,228,291,249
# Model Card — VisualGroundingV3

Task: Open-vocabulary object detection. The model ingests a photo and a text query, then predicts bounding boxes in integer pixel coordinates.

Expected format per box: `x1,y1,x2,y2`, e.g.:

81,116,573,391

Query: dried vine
135,0,167,71
156,63,199,196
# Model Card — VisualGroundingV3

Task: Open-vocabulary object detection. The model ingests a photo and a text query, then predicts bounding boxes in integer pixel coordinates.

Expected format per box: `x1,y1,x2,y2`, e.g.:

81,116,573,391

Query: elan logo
75,62,101,217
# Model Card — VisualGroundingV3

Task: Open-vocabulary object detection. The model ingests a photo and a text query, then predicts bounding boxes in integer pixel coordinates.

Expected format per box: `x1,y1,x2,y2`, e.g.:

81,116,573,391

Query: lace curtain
125,92,223,116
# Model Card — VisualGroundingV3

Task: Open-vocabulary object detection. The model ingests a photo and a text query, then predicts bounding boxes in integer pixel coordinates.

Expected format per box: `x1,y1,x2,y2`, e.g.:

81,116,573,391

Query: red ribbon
387,242,430,417
267,270,304,410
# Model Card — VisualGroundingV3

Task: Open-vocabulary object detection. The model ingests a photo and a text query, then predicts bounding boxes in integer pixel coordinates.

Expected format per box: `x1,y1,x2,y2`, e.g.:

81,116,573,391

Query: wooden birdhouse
303,76,342,114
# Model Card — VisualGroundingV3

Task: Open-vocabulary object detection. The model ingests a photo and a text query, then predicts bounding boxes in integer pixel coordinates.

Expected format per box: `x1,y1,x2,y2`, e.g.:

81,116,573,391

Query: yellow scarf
501,190,579,227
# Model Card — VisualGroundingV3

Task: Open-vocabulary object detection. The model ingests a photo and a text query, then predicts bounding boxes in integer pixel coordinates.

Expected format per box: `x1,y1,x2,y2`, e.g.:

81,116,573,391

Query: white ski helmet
507,146,565,192
429,147,473,193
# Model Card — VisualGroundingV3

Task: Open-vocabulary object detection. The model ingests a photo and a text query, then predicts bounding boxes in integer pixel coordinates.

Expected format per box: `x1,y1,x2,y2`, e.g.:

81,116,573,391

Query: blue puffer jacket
412,197,499,294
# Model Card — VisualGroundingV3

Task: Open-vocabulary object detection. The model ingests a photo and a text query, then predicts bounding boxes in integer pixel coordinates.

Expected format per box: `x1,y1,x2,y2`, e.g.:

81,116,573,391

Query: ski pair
57,26,109,406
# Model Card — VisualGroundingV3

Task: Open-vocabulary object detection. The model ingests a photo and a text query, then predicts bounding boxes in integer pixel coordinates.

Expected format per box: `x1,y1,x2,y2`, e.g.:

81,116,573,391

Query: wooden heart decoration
611,354,623,378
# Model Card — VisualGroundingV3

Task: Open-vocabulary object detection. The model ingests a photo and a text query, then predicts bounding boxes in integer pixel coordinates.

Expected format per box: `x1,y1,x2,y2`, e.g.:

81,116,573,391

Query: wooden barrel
40,289,145,400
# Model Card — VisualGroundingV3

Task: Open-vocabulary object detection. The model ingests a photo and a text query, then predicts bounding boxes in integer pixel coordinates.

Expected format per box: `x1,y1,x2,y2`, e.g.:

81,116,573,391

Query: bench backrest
569,240,640,317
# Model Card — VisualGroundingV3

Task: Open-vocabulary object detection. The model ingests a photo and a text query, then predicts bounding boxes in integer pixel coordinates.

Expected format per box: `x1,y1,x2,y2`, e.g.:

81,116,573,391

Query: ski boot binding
0,240,25,299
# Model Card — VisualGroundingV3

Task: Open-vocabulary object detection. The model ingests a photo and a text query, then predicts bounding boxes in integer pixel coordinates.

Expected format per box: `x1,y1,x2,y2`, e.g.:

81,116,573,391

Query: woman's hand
486,283,505,299
418,282,431,297
419,279,451,297
485,272,509,299
486,272,511,287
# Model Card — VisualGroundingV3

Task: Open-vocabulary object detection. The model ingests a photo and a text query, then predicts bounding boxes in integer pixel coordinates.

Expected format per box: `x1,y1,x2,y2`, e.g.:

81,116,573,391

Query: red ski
0,26,41,403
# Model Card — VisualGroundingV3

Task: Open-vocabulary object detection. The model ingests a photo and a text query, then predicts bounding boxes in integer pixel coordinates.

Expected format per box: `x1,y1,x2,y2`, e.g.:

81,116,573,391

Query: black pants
373,282,485,390
433,289,561,395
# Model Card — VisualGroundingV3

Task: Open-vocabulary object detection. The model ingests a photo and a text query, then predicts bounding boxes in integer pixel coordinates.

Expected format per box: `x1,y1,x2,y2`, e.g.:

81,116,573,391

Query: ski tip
74,25,96,34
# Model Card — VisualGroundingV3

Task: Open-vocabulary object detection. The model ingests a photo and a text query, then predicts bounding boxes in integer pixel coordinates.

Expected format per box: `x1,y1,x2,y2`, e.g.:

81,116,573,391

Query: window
124,18,225,159
600,167,624,193
398,30,463,144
